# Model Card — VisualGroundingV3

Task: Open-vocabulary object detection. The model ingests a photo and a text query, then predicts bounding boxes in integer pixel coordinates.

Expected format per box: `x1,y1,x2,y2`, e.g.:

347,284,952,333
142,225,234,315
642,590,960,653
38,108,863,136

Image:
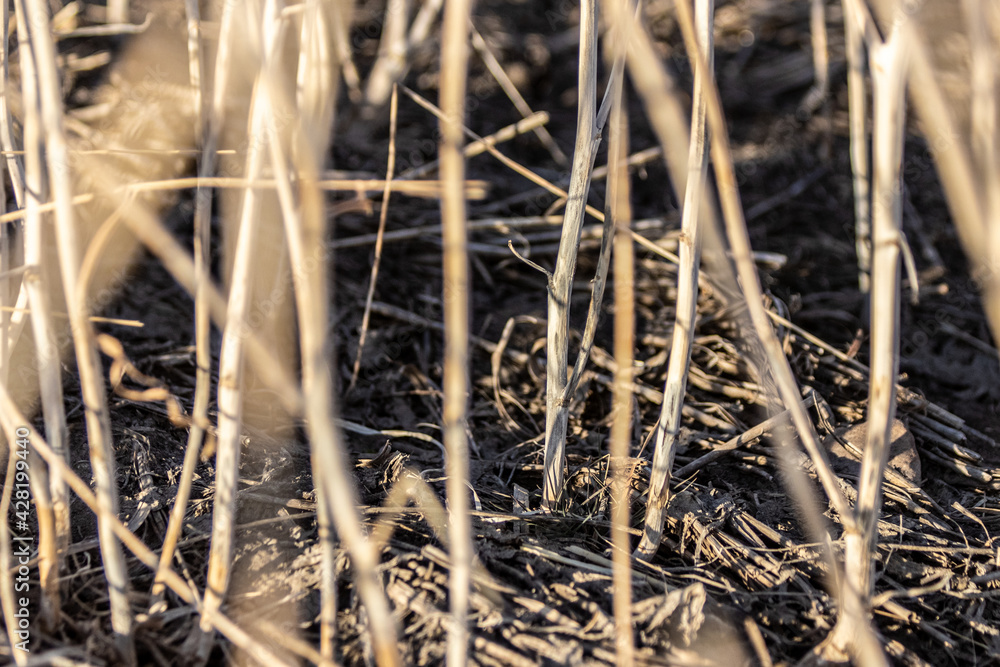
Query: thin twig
470,24,569,166
351,85,399,391
397,111,550,181
400,85,605,222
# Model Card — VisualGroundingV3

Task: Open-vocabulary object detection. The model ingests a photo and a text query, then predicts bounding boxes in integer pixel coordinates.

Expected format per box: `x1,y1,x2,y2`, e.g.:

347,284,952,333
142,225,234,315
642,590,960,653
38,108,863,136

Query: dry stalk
183,0,202,140
151,0,217,613
596,0,701,217
963,0,1000,335
15,0,132,658
351,85,399,391
259,1,402,662
0,251,7,457
558,51,624,438
0,0,25,401
439,0,475,661
842,0,871,293
18,70,65,634
0,0,23,208
12,0,68,627
198,5,274,649
669,0,856,530
184,0,208,443
106,0,128,24
862,0,1000,343
297,6,343,659
323,0,361,102
0,271,10,447
542,0,599,512
80,175,487,199
826,14,909,665
606,50,635,667
636,0,714,561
